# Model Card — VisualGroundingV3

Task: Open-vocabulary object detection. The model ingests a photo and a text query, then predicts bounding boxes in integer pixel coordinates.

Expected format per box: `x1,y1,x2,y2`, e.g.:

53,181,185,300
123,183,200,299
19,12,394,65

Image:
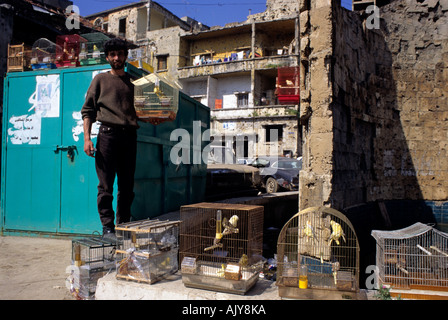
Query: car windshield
272,159,302,169
252,157,302,169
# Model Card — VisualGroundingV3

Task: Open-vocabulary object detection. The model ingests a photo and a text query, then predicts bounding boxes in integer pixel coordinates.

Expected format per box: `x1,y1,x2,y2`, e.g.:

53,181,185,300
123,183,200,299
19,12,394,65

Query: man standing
81,38,138,241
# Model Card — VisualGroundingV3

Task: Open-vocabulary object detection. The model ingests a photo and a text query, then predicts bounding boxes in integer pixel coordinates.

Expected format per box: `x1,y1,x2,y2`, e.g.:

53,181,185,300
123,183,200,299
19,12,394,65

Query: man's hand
84,139,95,157
83,117,95,157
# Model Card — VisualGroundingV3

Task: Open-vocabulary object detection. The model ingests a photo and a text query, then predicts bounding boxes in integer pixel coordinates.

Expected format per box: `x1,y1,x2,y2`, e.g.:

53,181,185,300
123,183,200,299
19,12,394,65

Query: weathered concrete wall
298,0,334,209
299,0,448,212
380,0,448,202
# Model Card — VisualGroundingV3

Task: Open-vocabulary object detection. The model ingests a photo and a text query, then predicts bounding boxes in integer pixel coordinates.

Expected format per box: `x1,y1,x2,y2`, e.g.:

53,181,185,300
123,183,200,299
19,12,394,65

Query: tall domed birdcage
276,207,360,299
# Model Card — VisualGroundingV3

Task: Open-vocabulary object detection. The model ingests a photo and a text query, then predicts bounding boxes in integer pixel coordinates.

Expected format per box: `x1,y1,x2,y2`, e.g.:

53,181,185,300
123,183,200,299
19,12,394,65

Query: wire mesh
133,73,181,125
179,202,264,294
372,222,448,290
69,237,116,299
115,219,180,284
276,207,360,293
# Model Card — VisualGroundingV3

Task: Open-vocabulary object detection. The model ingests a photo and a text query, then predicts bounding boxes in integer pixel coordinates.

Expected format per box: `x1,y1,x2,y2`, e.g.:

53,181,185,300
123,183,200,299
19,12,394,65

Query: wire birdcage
79,32,110,66
30,38,60,69
276,207,360,299
55,34,87,67
179,202,264,294
372,222,448,293
132,73,182,125
68,237,116,300
115,219,180,284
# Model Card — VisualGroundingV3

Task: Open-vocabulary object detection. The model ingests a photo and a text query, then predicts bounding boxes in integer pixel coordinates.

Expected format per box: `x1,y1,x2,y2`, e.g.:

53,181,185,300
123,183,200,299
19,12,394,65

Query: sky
72,0,352,28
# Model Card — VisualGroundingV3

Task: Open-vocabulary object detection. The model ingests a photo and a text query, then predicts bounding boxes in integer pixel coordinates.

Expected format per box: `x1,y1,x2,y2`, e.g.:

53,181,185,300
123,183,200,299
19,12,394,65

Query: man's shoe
102,228,117,243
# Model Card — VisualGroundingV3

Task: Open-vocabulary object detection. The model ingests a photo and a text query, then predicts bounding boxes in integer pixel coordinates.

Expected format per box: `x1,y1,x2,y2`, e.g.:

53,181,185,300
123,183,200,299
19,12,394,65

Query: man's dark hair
104,38,129,56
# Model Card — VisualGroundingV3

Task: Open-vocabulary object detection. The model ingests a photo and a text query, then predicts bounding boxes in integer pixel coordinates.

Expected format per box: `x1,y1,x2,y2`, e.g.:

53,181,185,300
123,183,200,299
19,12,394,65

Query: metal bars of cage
372,222,448,291
115,219,180,284
276,207,360,299
179,202,264,294
69,237,117,299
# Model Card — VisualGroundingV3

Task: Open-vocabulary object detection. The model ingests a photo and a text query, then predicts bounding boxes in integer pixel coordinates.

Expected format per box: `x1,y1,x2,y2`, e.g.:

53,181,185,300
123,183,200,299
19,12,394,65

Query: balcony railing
177,55,299,79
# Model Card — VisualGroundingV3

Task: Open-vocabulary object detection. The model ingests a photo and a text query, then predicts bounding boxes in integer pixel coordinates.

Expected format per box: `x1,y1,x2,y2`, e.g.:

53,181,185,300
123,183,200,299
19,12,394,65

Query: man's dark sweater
81,71,138,128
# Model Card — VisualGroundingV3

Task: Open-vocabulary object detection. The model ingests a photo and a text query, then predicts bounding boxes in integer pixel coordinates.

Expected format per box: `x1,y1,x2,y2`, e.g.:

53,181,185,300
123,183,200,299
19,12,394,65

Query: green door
2,67,110,235
59,68,109,234
3,74,62,232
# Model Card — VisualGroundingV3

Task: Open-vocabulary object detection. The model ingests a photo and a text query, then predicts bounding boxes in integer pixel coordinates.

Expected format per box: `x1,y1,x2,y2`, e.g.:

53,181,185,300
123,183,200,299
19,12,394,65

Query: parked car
206,146,261,200
250,156,302,193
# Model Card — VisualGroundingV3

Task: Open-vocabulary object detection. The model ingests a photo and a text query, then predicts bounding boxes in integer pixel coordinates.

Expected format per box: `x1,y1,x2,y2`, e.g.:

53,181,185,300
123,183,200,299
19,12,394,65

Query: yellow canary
239,254,248,268
329,220,346,245
229,215,239,227
303,220,316,243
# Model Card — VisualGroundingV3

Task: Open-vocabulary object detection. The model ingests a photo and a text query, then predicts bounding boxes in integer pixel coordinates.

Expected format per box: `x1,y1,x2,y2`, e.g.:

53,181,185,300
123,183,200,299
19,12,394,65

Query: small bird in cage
222,215,239,236
303,220,317,244
329,220,346,245
154,78,164,99
204,212,240,252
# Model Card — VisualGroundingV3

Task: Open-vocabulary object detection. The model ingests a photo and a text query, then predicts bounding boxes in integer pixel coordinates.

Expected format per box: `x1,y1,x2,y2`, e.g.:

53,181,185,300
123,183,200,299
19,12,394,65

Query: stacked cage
179,202,264,295
7,43,31,72
67,237,116,300
276,66,300,105
30,38,60,69
55,34,87,67
132,73,182,125
116,219,180,284
372,222,448,299
79,33,110,66
276,207,360,299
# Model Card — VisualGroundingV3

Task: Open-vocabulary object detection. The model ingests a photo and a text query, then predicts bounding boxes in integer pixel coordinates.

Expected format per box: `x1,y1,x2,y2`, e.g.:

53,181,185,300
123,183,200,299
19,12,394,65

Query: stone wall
299,0,448,211
298,0,334,209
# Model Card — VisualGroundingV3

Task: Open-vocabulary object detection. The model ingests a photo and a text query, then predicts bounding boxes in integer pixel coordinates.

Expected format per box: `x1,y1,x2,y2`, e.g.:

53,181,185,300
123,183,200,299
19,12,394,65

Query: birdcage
30,38,60,70
132,73,182,125
55,34,87,67
68,237,116,300
179,202,264,295
79,32,110,66
276,66,299,105
372,222,448,299
7,43,32,72
115,219,180,284
276,207,360,299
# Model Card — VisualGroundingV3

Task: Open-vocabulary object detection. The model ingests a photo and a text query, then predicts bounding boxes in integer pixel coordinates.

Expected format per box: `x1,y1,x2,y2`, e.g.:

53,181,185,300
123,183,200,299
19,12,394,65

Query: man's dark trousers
95,124,137,231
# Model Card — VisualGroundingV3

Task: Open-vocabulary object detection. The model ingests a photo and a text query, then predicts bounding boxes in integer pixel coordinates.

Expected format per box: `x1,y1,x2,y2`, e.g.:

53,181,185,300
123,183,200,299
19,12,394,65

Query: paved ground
0,236,75,300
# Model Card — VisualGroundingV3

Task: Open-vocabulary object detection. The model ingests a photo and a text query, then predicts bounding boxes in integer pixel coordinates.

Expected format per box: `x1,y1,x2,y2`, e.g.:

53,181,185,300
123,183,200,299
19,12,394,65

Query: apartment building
84,0,206,76
85,0,301,160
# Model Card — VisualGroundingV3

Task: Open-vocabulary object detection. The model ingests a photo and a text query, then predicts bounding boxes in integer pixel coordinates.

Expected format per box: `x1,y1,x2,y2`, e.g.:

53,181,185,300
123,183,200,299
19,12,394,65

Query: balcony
211,105,299,121
178,55,299,79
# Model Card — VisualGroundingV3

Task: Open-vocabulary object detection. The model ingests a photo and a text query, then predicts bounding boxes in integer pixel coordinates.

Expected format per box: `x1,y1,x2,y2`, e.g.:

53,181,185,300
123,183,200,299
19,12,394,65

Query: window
102,23,108,32
237,93,248,108
157,55,168,71
265,125,283,142
119,18,126,37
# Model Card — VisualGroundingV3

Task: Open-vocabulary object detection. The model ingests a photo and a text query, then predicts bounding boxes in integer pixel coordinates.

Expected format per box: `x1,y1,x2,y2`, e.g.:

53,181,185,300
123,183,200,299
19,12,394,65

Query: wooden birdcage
179,202,264,294
372,222,448,299
115,219,180,284
7,43,31,73
276,207,360,299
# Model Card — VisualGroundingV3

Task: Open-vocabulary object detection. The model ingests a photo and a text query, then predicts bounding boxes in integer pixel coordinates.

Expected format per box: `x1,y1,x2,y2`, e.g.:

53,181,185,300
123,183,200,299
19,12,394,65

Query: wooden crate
7,43,31,72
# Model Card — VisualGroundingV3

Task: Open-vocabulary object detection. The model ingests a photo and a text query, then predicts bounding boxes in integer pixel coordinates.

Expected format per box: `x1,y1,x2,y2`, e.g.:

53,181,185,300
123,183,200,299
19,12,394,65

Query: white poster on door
8,74,60,145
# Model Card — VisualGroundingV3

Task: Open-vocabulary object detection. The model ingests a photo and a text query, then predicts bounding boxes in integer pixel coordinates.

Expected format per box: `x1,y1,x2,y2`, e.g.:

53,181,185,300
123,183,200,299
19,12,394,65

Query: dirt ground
0,236,75,300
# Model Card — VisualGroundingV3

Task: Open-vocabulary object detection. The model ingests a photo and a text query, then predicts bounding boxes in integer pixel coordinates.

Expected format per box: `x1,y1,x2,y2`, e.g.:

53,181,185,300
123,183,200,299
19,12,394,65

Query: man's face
106,49,127,70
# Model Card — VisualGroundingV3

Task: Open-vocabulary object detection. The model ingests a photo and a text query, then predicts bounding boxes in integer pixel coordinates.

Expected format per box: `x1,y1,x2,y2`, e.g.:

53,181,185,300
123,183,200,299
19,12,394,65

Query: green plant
374,285,402,300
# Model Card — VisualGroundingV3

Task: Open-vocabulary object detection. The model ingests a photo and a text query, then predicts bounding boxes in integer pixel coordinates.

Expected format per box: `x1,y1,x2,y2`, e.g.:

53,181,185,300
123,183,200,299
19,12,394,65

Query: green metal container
1,63,209,236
